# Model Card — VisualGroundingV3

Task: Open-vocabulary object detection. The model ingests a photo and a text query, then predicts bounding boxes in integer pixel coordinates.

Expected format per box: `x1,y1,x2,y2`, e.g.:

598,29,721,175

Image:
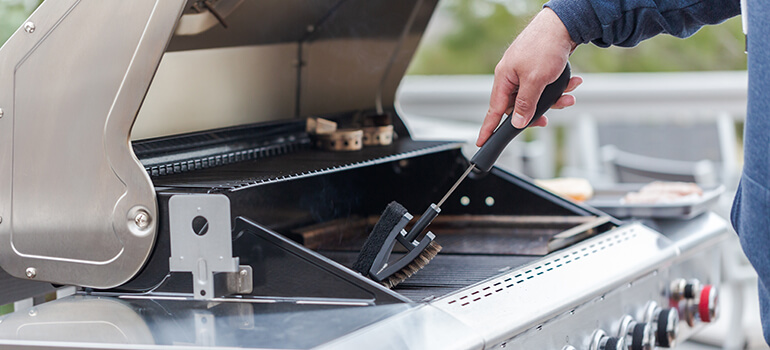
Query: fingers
531,115,548,127
477,74,517,147
564,76,582,93
551,94,576,109
551,76,582,109
511,81,546,128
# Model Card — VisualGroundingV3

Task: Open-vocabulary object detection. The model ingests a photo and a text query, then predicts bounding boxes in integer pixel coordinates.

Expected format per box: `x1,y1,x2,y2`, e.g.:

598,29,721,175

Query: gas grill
0,1,727,349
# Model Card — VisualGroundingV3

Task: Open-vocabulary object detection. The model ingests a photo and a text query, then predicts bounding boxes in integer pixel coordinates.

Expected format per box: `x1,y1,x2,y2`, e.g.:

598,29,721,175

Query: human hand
476,8,581,147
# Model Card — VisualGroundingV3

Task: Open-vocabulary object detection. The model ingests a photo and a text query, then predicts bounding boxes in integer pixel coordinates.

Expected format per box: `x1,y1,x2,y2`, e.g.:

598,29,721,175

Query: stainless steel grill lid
0,0,439,288
135,0,439,141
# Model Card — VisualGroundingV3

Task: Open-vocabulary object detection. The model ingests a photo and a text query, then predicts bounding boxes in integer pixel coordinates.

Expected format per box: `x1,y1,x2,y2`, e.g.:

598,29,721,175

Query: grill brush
354,63,572,288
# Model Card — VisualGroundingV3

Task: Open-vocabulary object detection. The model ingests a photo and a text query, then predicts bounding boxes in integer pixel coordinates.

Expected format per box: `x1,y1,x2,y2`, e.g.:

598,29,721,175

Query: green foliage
1,0,746,74
0,1,42,47
409,0,747,74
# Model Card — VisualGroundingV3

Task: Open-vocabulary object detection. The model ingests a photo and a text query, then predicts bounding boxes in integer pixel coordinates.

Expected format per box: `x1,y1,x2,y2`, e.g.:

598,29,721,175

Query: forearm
545,0,741,47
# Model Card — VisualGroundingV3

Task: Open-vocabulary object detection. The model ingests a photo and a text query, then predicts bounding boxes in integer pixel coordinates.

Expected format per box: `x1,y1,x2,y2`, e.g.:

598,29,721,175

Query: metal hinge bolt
23,22,35,34
25,267,37,279
134,210,151,230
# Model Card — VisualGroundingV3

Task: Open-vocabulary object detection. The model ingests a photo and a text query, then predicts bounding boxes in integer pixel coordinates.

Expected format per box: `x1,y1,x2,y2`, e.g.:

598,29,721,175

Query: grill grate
321,251,538,301
151,139,461,190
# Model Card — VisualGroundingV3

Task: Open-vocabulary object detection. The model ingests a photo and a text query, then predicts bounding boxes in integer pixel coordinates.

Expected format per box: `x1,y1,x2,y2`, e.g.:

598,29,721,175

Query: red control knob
699,285,718,322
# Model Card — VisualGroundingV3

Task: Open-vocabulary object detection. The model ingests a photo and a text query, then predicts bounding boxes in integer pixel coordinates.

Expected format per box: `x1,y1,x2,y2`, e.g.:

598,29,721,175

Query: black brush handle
470,62,571,172
403,204,440,243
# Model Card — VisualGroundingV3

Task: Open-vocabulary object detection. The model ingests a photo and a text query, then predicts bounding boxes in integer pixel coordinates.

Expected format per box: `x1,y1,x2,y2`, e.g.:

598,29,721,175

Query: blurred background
0,0,761,349
398,2,757,350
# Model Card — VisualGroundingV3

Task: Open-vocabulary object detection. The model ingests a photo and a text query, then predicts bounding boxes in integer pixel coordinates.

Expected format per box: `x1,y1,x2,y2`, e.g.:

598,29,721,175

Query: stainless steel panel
316,304,485,350
0,0,186,288
497,271,667,349
134,0,439,136
0,295,415,349
133,45,297,140
654,212,730,253
431,223,681,347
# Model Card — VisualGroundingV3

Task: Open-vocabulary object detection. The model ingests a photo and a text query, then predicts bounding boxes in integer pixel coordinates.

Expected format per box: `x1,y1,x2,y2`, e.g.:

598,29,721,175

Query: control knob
619,315,655,350
655,308,679,348
699,284,718,323
590,329,625,350
670,278,700,302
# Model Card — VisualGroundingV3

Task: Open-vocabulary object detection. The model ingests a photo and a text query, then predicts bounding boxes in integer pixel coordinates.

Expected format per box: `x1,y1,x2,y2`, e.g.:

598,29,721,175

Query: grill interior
134,120,616,302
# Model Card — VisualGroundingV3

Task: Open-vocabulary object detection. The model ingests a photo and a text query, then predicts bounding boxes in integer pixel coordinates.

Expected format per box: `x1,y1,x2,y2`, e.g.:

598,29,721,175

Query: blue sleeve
544,0,741,47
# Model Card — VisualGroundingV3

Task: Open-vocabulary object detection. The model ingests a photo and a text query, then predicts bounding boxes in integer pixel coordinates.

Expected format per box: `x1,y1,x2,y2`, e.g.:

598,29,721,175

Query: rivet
25,267,37,279
23,22,35,34
134,210,151,230
0,108,4,118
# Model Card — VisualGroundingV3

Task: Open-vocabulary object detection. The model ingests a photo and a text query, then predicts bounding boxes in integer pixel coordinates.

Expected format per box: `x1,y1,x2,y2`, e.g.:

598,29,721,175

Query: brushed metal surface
168,194,238,299
0,0,186,288
133,45,297,140
316,304,484,350
134,0,439,140
0,217,728,350
0,295,414,349
432,223,682,347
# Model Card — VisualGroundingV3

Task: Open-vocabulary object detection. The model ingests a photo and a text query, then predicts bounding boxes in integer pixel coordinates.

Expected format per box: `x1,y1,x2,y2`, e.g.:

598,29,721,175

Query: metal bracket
168,194,238,299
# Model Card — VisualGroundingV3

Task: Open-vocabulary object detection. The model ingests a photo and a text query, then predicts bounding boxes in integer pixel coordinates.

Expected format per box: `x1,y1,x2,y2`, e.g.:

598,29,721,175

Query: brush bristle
353,202,408,275
381,241,442,289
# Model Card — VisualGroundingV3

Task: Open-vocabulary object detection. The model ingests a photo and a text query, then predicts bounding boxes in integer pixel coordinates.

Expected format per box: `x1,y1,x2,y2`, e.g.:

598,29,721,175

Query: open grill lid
0,0,438,289
133,0,439,140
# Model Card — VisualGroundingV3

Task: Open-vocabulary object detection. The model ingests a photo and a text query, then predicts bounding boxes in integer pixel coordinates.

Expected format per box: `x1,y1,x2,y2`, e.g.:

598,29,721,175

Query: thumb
511,83,545,129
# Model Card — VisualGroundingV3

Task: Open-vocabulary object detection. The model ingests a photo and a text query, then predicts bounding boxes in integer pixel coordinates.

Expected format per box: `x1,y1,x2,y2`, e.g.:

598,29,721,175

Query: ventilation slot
445,228,638,307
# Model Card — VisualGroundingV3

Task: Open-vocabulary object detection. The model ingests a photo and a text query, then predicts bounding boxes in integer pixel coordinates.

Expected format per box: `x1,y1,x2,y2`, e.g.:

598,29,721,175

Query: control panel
492,248,721,349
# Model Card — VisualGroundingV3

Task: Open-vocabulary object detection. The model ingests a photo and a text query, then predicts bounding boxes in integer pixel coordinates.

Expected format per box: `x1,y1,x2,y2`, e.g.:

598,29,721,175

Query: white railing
397,71,748,122
396,71,748,181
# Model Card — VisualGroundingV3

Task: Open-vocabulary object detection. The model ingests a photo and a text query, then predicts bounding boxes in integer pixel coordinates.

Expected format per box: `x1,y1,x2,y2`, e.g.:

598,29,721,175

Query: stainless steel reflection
316,304,484,350
0,295,416,349
433,223,679,347
0,0,186,288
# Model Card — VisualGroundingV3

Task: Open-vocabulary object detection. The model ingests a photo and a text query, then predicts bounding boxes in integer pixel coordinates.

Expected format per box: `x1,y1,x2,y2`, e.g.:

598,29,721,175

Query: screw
0,108,4,118
23,22,35,34
134,210,150,229
0,216,3,224
25,267,36,279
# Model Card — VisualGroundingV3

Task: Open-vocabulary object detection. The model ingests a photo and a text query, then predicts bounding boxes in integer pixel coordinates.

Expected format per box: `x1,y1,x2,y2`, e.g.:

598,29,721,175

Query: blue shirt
545,0,770,344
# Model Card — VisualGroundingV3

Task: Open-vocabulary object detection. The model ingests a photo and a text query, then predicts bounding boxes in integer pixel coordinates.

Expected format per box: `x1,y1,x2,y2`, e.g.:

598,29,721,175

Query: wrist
541,8,578,53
